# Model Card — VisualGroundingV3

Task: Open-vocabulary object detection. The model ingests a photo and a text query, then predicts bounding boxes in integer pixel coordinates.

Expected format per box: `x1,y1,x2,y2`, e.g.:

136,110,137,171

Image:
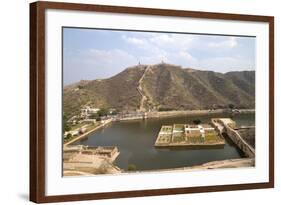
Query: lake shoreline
156,108,254,117
64,109,255,146
119,109,255,122
130,158,255,174
64,119,113,146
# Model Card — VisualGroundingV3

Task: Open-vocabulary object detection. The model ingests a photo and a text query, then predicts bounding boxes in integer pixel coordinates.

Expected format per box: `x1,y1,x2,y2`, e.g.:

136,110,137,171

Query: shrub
228,104,235,109
128,164,137,171
63,114,71,132
158,107,173,112
98,108,109,117
193,119,201,125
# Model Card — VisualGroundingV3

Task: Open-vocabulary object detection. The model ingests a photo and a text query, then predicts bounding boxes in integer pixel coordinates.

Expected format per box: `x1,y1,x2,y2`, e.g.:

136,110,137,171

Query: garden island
155,123,225,147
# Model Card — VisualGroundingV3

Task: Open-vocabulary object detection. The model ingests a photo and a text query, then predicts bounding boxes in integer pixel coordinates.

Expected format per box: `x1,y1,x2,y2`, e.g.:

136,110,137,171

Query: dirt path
137,65,152,111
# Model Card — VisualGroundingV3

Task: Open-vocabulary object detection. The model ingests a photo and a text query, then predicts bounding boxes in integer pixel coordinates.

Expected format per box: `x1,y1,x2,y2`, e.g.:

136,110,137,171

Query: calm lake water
75,113,255,171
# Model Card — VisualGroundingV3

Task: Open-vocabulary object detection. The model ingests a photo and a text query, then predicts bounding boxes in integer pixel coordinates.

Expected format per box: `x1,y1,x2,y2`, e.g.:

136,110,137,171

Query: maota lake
74,113,255,171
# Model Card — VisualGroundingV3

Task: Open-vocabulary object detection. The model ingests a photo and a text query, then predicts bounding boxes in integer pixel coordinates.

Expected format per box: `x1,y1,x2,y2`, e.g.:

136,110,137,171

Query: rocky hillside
63,63,255,118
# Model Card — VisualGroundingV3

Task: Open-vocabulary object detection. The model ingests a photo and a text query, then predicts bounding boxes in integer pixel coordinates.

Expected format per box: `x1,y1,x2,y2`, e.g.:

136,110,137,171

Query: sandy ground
185,158,255,170
64,158,254,176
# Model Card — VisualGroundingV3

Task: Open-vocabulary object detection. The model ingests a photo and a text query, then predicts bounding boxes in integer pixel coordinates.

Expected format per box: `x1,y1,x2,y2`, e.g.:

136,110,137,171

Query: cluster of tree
158,107,174,112
228,104,235,109
157,105,238,112
88,108,118,121
64,133,72,141
63,114,70,132
77,85,84,89
193,119,201,125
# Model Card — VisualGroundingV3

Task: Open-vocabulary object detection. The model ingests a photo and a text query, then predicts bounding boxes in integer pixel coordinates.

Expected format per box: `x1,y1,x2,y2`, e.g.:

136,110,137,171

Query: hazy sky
63,28,255,85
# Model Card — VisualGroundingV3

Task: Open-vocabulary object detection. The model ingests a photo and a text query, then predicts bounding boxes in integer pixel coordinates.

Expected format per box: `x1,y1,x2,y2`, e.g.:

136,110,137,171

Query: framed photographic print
30,1,274,203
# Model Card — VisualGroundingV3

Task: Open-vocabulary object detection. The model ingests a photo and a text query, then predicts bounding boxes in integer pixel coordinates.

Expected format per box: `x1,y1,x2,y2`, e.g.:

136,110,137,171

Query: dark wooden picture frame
30,1,274,203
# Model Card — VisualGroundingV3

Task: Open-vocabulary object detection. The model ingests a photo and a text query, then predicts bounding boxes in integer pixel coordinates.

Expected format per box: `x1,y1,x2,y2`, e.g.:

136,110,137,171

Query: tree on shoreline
193,119,201,125
128,164,137,171
63,114,70,132
228,104,235,110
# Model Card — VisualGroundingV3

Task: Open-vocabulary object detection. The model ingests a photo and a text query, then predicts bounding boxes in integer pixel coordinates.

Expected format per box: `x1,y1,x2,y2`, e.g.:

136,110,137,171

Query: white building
81,106,100,118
